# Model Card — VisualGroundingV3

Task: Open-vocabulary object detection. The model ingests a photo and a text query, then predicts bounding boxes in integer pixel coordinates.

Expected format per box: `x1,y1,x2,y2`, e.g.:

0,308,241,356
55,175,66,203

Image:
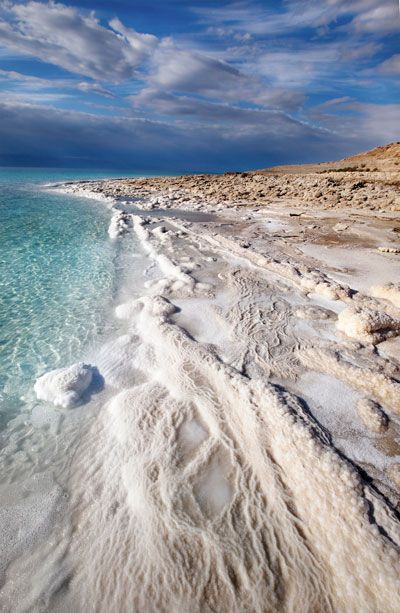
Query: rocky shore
63,142,400,213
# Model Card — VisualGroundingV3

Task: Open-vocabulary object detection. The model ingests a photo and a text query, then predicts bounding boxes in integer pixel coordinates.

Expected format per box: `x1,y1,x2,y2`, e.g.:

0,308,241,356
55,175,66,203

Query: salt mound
34,362,94,408
140,295,178,320
115,300,142,320
116,296,178,323
357,398,389,433
336,306,400,343
295,306,333,320
108,211,131,239
370,282,400,308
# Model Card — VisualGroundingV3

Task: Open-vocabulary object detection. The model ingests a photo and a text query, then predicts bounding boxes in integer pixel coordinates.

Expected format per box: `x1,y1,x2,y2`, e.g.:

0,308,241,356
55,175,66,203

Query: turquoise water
0,168,134,429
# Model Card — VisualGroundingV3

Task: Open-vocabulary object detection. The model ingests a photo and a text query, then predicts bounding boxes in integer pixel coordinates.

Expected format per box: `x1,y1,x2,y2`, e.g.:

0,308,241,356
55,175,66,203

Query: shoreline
51,167,400,504
61,168,400,609
2,154,400,609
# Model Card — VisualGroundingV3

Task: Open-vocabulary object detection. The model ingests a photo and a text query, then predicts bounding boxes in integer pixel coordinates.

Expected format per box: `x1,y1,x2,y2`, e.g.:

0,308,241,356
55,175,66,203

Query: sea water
0,168,128,430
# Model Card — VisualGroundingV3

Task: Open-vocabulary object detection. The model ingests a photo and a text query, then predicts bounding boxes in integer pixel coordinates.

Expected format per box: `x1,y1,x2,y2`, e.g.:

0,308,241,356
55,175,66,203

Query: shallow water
0,169,126,429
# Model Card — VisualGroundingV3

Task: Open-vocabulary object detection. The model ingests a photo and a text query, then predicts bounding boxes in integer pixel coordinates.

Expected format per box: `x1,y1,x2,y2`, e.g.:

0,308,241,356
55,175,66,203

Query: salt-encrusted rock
357,398,389,433
34,362,94,408
337,306,400,343
377,247,400,254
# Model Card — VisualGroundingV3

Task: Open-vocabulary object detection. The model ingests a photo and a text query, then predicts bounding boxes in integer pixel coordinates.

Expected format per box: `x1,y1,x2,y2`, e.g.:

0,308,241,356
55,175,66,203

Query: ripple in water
0,169,118,429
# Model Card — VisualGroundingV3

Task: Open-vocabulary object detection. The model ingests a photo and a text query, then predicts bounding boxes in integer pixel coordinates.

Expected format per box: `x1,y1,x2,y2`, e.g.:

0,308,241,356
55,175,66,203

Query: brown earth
82,142,400,212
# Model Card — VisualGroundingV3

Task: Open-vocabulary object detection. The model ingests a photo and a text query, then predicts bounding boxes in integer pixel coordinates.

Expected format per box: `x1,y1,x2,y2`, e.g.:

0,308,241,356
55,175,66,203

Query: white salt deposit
370,282,400,308
131,215,212,297
5,190,400,612
108,210,132,239
357,398,389,434
300,243,400,293
337,306,400,343
34,362,94,408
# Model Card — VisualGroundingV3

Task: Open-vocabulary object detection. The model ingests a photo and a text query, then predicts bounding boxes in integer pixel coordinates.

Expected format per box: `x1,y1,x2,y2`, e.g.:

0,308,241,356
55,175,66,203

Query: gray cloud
0,100,362,171
131,88,305,121
0,1,397,172
378,54,400,75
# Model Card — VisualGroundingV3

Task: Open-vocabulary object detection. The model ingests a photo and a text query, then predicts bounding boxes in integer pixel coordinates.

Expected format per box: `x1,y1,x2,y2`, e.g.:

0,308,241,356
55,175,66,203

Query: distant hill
259,142,400,175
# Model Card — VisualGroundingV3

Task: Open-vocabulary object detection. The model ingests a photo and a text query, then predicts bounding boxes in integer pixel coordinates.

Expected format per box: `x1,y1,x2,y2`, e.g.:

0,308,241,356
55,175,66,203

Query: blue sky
0,0,399,171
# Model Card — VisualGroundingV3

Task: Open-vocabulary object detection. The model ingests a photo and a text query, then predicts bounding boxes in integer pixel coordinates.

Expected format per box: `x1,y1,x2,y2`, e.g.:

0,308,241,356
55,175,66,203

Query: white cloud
350,4,400,34
339,42,381,62
0,68,114,97
193,0,399,36
351,103,400,142
149,43,246,98
311,99,400,144
0,1,157,82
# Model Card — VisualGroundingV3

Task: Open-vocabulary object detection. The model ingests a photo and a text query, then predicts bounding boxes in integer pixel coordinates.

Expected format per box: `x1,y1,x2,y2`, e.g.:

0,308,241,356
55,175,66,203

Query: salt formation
357,398,389,433
131,216,212,296
108,210,131,239
34,362,94,408
62,293,400,613
377,246,400,253
299,348,400,414
337,306,400,343
295,305,333,320
9,181,400,612
168,217,352,303
370,282,400,308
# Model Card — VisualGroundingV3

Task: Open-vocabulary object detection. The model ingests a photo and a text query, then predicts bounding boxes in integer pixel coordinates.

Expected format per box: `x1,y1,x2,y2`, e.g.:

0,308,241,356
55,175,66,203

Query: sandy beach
24,143,399,611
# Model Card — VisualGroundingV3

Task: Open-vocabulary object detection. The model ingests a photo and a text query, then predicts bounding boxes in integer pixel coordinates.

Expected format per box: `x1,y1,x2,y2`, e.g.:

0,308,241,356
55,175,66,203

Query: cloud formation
378,54,400,75
0,1,157,81
194,0,399,36
0,0,398,170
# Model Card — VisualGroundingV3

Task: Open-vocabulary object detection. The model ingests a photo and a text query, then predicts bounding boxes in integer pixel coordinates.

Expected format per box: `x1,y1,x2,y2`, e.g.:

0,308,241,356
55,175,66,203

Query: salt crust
34,362,94,408
337,307,400,343
357,398,389,433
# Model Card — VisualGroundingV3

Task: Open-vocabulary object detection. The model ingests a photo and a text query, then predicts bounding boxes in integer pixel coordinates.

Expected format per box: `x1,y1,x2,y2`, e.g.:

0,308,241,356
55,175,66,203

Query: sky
0,0,399,172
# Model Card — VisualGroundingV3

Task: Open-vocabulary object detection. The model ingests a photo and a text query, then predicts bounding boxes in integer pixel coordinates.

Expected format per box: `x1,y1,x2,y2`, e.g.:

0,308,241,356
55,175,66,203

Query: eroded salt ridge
61,293,400,612
131,215,212,296
337,306,400,343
